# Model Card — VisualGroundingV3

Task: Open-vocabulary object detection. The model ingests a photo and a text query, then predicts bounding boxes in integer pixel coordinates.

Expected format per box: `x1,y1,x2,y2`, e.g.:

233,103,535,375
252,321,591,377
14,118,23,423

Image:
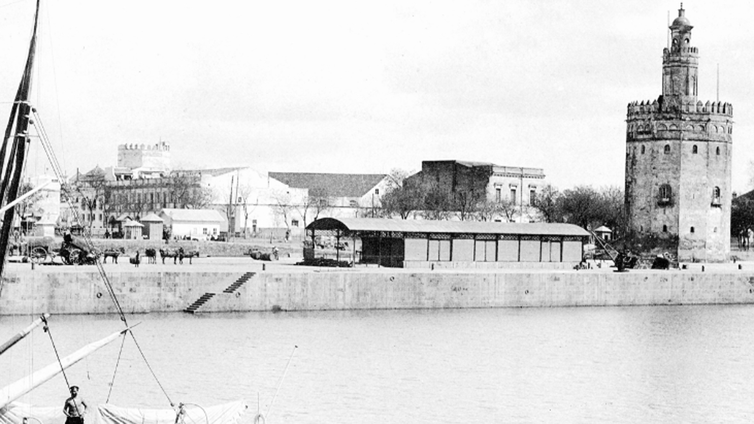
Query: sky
1,0,754,193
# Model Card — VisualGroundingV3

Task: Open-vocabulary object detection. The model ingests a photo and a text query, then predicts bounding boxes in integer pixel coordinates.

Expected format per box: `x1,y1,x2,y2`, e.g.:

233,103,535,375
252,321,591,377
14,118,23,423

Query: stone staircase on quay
184,272,255,313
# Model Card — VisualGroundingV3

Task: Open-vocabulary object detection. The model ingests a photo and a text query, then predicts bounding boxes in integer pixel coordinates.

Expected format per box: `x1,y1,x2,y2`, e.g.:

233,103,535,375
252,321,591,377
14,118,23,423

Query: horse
181,249,199,264
159,247,184,264
145,248,157,264
102,247,125,264
129,251,140,267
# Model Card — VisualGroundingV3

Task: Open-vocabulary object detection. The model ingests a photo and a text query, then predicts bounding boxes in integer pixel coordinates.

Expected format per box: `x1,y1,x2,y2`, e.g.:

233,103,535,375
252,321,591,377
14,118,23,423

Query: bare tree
452,191,484,221
75,171,108,232
476,199,516,222
168,173,213,209
381,183,424,219
296,186,332,228
271,190,294,229
237,184,257,238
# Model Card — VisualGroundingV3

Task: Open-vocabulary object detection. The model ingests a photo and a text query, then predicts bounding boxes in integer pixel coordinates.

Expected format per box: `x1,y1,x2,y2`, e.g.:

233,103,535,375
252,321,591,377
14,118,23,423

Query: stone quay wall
2,269,754,315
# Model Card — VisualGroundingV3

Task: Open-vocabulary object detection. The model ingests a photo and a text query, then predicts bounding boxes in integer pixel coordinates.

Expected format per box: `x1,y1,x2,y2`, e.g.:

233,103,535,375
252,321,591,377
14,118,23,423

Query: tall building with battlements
116,141,171,177
625,5,733,262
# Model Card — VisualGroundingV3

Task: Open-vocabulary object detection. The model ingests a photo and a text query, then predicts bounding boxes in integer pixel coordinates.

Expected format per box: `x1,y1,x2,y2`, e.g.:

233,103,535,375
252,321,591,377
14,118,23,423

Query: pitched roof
140,212,163,222
269,172,387,198
160,208,226,222
307,217,590,237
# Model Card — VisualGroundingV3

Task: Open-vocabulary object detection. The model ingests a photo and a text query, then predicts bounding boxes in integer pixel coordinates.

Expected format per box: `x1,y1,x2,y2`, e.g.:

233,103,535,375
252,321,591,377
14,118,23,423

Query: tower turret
662,4,698,102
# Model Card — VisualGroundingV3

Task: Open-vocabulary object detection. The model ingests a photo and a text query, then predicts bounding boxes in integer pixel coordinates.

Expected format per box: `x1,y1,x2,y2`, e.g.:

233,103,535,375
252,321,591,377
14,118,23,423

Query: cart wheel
66,248,83,265
30,247,47,264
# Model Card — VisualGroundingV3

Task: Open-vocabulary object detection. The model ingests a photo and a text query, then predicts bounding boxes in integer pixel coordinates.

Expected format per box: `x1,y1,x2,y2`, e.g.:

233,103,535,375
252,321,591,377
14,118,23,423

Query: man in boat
63,385,88,424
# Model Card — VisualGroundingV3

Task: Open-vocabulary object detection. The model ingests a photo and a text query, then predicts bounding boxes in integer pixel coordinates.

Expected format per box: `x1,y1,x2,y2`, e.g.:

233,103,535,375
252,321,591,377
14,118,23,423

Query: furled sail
0,328,128,409
93,401,248,424
0,403,62,424
0,314,49,357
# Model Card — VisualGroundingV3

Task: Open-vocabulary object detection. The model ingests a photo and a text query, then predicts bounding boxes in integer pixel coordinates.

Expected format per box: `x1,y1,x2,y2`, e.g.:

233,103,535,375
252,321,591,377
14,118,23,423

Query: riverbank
2,258,754,315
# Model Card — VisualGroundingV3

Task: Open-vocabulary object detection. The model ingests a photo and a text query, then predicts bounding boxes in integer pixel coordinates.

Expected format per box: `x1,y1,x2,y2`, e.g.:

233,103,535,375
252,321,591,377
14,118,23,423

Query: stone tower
117,141,172,173
625,5,733,262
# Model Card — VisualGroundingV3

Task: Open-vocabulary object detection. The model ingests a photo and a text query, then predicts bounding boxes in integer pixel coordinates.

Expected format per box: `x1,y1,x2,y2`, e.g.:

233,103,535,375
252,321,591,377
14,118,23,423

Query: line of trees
379,170,626,236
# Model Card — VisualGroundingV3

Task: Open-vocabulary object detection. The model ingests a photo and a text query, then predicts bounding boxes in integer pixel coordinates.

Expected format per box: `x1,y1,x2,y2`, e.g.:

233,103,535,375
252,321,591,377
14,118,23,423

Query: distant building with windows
61,143,393,238
403,160,546,222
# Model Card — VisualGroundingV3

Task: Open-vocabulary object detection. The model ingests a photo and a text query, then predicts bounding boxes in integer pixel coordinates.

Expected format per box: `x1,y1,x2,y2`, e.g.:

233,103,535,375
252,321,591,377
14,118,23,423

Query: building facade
404,160,545,222
625,5,732,262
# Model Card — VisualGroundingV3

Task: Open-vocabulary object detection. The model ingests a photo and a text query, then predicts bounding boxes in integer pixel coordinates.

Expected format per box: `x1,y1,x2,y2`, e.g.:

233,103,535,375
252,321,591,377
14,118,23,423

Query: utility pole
228,176,234,241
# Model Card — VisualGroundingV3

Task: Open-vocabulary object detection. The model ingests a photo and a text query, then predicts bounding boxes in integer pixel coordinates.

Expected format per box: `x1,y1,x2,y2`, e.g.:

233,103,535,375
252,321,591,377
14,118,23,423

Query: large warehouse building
306,218,590,269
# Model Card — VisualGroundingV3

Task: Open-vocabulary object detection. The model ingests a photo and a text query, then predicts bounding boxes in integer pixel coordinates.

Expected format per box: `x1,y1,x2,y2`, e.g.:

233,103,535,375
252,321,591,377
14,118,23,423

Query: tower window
641,145,645,154
716,146,721,155
712,186,721,207
658,184,672,206
664,145,671,154
692,145,698,154
690,227,695,233
663,225,668,233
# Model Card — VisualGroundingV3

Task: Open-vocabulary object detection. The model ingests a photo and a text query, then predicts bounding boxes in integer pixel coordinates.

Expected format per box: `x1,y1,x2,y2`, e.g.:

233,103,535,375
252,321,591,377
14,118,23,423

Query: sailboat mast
0,313,49,357
0,0,41,279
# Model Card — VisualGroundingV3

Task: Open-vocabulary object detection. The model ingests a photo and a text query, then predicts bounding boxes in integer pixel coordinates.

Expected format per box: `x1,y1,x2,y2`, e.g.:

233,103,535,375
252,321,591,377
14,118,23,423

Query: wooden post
336,230,341,263
378,232,382,268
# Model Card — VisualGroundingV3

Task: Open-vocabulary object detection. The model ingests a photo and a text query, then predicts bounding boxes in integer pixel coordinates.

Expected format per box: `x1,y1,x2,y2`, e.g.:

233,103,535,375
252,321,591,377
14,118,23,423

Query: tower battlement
626,99,732,119
118,141,171,152
117,141,171,172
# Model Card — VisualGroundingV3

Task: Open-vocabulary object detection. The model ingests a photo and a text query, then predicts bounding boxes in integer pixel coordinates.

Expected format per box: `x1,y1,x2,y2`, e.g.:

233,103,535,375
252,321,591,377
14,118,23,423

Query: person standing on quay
63,386,88,424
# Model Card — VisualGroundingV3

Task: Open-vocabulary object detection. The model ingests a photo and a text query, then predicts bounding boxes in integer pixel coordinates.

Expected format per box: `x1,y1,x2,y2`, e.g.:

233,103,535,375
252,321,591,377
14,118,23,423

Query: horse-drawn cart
29,245,98,265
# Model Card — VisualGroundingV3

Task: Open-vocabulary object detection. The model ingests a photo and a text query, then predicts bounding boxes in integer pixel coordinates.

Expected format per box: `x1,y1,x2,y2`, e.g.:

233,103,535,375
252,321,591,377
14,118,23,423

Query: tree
557,185,626,235
381,183,424,219
168,173,213,209
421,182,452,220
76,171,108,231
534,184,564,223
597,185,626,238
731,195,754,238
451,191,484,221
237,184,257,238
296,186,332,228
559,185,604,230
271,190,294,229
387,168,411,188
475,199,516,222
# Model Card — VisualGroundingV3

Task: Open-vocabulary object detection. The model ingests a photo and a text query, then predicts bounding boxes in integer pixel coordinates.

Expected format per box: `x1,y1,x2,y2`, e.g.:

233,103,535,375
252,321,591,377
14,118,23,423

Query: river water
2,305,754,423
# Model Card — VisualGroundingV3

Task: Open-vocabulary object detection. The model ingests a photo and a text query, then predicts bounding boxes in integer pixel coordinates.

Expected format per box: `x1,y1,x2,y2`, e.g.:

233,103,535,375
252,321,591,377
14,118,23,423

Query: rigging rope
29,110,174,407
128,332,174,406
40,315,70,388
105,334,126,403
